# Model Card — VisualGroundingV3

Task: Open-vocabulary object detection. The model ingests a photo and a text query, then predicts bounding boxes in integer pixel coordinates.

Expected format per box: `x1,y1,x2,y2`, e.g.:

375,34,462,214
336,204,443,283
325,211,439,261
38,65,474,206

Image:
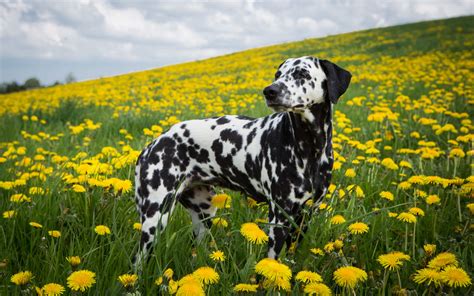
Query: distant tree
0,83,6,93
52,81,62,86
24,77,41,89
5,81,24,93
65,73,76,84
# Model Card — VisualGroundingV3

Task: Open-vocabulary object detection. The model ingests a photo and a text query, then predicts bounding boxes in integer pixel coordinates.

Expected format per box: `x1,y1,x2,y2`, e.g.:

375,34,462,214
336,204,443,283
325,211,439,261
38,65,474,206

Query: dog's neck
290,101,332,154
288,100,333,196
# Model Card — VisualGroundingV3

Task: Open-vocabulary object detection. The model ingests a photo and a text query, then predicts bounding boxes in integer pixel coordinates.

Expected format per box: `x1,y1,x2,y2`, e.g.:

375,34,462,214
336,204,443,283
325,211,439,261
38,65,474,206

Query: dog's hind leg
179,186,217,241
134,186,178,269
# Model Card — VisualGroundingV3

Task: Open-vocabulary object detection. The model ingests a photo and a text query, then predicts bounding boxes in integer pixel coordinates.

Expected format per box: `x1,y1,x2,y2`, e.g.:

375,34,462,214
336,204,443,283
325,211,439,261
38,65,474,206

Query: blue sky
1,0,472,85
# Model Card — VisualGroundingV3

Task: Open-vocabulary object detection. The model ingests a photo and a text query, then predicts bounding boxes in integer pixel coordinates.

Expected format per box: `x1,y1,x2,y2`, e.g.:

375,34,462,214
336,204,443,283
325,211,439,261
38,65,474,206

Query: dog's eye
292,70,310,80
274,71,282,79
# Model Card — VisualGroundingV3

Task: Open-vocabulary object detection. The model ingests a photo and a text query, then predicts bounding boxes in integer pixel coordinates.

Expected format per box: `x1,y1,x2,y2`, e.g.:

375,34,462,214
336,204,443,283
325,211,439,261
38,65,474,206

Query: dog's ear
319,59,352,104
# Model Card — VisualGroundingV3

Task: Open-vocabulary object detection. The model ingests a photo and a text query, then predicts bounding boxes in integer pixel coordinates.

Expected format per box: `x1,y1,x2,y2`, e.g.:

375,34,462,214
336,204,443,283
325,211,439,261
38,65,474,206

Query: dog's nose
263,84,281,100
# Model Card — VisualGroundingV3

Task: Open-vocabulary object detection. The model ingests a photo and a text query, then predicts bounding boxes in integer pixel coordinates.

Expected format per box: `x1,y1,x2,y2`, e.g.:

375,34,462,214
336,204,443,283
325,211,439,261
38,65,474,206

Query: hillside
1,16,473,294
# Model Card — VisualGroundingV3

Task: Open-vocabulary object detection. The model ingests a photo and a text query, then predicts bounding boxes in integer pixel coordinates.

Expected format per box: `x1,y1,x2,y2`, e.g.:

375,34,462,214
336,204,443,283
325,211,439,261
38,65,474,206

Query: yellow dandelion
168,279,178,294
10,194,31,203
377,251,410,271
255,258,292,282
209,250,226,262
233,283,259,292
176,281,205,296
428,252,458,270
94,225,111,235
414,189,428,198
29,222,43,228
48,230,61,238
42,283,65,296
330,215,346,225
164,268,174,279
155,277,163,286
310,248,324,256
344,168,356,178
263,277,291,291
71,184,86,193
396,212,417,223
133,222,142,231
295,270,323,283
192,266,219,285
423,244,436,256
247,197,258,207
11,271,33,285
333,266,368,288
111,179,132,194
240,222,268,245
304,282,332,295
409,207,425,216
333,239,344,249
348,222,369,235
211,193,232,209
67,270,96,292
118,273,138,288
467,203,474,215
399,160,412,168
425,195,441,205
413,268,442,286
388,212,398,218
338,189,346,198
449,148,465,158
324,242,335,253
354,186,365,198
3,210,16,219
398,181,412,190
439,266,471,288
212,217,228,228
66,256,81,266
379,191,394,201
29,187,45,195
254,218,267,224
381,158,399,170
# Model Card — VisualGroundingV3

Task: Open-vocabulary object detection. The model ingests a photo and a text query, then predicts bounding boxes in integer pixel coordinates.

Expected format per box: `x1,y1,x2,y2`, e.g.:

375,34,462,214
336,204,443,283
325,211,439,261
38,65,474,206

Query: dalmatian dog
134,56,351,264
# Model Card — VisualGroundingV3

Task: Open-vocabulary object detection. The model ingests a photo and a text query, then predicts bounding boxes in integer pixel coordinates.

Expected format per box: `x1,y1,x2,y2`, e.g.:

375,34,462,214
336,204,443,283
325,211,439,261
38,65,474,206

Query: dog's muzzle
263,84,287,109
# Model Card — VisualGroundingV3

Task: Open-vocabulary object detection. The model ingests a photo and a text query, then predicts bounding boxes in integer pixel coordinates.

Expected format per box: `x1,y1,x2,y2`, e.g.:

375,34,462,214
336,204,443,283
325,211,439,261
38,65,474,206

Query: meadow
1,16,473,295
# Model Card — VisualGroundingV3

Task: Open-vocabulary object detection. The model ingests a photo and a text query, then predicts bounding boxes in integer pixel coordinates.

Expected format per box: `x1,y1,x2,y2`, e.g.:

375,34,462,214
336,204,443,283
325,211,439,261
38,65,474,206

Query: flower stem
404,224,408,251
457,193,462,223
396,270,402,289
412,222,416,259
381,269,388,294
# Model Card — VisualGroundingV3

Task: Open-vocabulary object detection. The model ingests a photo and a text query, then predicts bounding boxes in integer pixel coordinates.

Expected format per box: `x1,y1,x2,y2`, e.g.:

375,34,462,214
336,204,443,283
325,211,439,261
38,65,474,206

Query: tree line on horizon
0,73,77,94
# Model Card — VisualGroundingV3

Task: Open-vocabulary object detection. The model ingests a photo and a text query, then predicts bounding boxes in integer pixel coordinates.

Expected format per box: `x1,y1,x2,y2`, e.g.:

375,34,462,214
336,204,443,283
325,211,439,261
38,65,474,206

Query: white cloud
0,0,472,83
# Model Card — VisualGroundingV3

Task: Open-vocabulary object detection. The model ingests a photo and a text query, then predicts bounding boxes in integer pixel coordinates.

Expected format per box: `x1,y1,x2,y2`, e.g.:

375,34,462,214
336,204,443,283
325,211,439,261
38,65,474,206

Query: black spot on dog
199,202,210,210
247,128,257,144
221,129,243,151
216,117,230,124
146,202,159,218
140,231,150,247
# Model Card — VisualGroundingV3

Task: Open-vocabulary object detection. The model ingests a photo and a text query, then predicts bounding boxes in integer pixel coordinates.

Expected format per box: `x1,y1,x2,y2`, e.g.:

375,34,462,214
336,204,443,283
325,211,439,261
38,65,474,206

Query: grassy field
1,16,473,295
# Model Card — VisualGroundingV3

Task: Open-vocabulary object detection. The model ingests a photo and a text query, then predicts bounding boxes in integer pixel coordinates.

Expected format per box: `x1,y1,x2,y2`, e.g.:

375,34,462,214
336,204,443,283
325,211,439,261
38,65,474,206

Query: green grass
1,16,473,295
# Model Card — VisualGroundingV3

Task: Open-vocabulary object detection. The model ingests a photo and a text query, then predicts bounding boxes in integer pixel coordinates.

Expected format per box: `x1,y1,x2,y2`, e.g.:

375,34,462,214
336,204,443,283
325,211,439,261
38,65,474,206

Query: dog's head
263,56,351,112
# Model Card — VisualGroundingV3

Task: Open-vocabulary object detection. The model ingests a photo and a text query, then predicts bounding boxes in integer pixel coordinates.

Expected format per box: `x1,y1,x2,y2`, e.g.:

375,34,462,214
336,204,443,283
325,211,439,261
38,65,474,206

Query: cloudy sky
1,0,472,85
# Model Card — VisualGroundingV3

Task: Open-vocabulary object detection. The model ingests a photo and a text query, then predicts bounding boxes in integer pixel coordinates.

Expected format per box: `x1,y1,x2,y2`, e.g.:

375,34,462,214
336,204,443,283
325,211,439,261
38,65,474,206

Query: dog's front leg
267,202,294,259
